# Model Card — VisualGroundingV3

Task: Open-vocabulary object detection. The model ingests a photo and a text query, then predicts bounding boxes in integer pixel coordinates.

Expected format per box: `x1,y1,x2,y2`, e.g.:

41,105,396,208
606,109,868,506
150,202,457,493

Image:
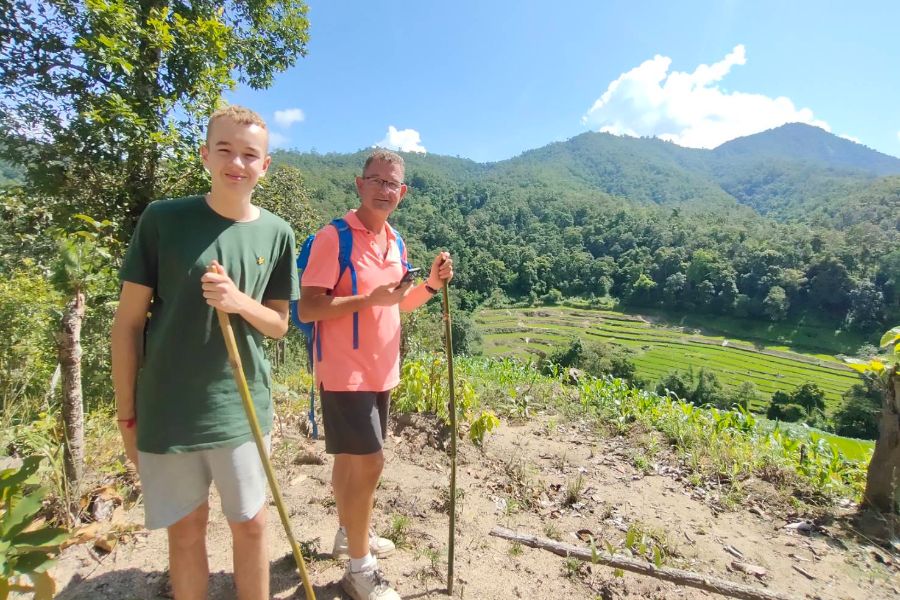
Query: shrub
0,269,62,422
767,401,805,422
833,380,881,439
766,383,826,422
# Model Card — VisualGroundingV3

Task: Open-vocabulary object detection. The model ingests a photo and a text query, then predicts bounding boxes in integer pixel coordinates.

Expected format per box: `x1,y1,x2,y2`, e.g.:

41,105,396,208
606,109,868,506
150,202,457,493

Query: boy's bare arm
298,281,412,322
241,298,290,339
201,261,291,339
111,281,153,466
112,282,153,416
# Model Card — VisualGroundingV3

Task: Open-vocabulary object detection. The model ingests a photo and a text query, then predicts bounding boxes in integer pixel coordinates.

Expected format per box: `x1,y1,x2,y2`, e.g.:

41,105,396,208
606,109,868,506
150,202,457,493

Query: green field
476,306,863,414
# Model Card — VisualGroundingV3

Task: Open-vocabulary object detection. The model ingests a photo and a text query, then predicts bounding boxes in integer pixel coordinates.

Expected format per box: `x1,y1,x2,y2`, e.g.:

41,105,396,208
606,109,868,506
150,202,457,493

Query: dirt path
50,414,898,599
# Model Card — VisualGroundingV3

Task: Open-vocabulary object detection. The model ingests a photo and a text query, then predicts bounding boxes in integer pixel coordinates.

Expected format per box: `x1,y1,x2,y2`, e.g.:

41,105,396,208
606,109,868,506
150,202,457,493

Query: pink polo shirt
301,210,407,392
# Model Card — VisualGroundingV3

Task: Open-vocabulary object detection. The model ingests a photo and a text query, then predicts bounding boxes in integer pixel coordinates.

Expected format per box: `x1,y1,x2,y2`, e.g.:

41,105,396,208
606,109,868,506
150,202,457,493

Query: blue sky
227,1,900,163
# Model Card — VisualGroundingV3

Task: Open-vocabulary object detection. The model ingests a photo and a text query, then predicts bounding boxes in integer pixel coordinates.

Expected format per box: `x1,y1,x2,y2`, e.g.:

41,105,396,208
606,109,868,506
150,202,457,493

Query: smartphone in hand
396,267,422,289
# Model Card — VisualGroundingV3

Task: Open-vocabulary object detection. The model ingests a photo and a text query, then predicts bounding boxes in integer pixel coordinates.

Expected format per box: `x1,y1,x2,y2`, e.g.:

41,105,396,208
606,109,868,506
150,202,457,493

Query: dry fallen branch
490,526,798,600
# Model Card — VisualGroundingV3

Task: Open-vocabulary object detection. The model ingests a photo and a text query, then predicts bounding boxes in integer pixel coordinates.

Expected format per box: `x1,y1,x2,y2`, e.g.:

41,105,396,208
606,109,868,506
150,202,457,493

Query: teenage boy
111,105,299,600
299,149,453,600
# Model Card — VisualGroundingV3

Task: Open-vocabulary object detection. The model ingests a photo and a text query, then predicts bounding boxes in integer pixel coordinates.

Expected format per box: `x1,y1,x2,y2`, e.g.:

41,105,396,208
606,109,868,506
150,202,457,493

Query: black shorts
320,387,391,455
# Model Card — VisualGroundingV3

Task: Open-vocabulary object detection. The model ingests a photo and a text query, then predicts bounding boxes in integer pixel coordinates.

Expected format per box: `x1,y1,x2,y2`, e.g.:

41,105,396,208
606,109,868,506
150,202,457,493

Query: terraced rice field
477,306,862,413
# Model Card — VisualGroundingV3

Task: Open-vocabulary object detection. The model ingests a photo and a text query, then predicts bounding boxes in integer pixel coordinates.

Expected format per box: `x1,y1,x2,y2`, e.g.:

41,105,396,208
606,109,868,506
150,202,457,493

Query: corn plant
395,356,474,419
1,456,69,599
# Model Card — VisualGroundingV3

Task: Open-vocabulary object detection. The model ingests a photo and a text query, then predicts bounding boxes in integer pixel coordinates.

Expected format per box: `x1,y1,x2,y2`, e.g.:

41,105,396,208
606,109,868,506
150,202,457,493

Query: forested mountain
712,123,900,176
279,123,900,223
273,123,900,336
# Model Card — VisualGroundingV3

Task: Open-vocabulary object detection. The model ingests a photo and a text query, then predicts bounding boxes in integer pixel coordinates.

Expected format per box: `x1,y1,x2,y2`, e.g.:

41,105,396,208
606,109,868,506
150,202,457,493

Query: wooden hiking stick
210,269,316,599
441,284,458,594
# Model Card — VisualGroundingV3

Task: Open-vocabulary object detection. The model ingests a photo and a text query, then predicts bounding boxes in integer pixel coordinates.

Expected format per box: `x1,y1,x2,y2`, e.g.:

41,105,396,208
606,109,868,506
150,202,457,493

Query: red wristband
117,417,136,429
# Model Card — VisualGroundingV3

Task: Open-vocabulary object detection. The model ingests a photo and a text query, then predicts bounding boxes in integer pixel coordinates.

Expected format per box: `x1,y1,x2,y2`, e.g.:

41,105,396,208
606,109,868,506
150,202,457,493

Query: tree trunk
862,368,900,513
58,292,85,486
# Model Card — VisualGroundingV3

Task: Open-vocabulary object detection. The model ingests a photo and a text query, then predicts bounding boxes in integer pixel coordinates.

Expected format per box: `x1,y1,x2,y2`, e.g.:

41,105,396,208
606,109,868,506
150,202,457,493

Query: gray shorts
320,387,391,455
138,436,270,530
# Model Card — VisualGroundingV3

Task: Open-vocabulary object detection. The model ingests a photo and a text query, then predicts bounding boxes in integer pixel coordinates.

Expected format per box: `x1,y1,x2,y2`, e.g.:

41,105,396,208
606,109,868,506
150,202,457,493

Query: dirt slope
50,414,899,600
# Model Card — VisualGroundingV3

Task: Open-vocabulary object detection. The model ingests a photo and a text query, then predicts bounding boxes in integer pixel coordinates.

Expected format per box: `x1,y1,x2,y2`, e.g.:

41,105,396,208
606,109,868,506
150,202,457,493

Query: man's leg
229,506,268,600
333,454,350,528
335,450,385,559
167,502,210,600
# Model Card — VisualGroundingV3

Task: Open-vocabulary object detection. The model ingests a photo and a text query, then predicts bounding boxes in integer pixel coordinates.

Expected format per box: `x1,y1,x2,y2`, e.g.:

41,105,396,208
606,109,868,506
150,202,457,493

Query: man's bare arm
298,281,412,322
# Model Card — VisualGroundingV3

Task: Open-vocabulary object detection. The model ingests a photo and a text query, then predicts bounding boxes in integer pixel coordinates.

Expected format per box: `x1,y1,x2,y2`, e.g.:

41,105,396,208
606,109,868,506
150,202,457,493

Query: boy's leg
138,449,214,600
210,437,270,600
167,503,211,600
229,507,269,600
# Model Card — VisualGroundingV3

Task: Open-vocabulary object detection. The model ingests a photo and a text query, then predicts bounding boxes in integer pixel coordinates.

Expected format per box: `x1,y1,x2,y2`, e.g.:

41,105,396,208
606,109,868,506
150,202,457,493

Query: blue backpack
290,217,412,437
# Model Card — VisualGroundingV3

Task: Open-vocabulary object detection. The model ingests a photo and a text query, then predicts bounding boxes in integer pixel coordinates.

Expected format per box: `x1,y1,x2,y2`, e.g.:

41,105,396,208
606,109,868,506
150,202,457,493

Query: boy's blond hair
206,105,268,142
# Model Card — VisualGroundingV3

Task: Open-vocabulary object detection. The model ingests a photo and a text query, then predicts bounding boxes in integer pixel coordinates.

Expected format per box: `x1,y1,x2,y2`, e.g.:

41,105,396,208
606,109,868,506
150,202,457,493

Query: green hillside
712,123,900,176
271,124,899,337
476,306,862,414
276,122,900,223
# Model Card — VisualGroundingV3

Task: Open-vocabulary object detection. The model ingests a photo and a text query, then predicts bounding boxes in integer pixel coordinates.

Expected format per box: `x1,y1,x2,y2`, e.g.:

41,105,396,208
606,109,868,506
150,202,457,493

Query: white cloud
896,130,900,142
839,134,861,144
273,108,305,128
374,126,427,154
582,45,830,148
268,131,290,149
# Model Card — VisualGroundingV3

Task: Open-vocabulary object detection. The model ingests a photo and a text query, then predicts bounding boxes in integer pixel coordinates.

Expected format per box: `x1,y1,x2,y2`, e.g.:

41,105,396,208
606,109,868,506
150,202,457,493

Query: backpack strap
390,225,413,272
331,218,360,350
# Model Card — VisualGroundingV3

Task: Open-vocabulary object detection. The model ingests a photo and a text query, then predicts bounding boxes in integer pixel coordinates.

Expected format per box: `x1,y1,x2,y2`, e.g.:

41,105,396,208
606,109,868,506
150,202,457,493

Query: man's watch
424,282,439,295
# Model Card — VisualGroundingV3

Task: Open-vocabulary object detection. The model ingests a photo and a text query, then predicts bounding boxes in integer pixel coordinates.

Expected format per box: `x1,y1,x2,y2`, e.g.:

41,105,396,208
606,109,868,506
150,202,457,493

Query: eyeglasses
363,176,404,192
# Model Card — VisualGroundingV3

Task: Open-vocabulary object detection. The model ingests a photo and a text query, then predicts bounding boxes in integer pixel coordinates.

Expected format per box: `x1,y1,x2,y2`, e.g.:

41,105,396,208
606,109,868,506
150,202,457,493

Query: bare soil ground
49,412,899,600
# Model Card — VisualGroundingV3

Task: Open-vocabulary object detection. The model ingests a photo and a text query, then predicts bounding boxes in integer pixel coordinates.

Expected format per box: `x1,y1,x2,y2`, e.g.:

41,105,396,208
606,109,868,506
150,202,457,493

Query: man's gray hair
363,148,405,178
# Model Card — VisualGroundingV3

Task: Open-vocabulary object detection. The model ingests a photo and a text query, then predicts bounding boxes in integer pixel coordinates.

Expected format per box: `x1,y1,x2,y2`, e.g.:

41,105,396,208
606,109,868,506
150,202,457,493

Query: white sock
350,553,377,573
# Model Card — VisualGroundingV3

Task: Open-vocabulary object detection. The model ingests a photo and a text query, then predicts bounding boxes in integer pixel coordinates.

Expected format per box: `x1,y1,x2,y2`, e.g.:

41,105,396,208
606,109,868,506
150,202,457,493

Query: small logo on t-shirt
256,256,265,265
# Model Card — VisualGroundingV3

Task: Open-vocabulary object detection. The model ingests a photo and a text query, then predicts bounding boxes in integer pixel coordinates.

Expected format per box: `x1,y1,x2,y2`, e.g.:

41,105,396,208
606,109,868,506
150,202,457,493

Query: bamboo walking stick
210,269,316,599
441,284,457,595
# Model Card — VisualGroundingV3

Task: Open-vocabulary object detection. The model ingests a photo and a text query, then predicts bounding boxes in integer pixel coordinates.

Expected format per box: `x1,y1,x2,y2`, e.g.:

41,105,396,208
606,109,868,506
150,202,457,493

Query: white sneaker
332,527,396,559
340,565,401,600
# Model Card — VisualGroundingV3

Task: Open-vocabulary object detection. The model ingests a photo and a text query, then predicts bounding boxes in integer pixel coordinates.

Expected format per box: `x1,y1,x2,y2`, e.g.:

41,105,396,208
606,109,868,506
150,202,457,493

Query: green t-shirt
120,195,299,453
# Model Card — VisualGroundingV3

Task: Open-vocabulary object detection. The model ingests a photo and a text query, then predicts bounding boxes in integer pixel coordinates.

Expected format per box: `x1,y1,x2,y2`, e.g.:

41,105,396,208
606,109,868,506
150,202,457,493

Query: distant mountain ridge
274,123,900,225
713,123,900,176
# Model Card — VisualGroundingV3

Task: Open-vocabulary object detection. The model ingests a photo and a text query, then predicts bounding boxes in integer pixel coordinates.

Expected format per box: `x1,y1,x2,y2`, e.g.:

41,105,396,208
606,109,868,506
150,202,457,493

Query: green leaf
10,552,54,575
880,327,900,349
0,488,46,539
0,457,43,495
613,567,624,578
0,539,9,573
10,528,68,552
72,214,99,227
